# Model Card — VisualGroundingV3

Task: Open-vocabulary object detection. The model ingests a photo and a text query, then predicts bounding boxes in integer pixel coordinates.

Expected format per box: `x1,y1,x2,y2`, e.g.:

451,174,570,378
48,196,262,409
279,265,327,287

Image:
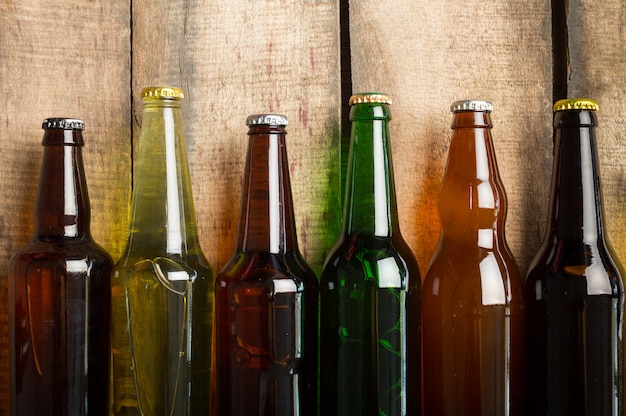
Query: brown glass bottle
214,114,319,415
8,118,113,416
422,101,524,416
524,99,623,416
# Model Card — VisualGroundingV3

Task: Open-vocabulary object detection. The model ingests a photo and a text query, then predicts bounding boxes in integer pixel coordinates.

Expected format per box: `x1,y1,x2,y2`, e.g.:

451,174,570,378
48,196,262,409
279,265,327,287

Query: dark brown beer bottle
524,98,623,415
214,114,319,415
9,118,113,416
422,101,524,416
319,93,421,416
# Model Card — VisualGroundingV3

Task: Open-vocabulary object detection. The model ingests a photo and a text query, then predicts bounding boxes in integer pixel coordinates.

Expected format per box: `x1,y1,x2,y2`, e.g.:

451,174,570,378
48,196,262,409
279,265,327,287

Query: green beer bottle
320,93,422,416
110,87,214,415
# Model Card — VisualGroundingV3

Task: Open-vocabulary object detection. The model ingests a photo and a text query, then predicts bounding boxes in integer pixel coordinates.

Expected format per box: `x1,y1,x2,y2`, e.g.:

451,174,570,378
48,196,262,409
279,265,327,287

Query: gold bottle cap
141,86,184,100
553,98,598,112
42,118,85,130
246,114,288,127
450,100,493,113
349,93,392,106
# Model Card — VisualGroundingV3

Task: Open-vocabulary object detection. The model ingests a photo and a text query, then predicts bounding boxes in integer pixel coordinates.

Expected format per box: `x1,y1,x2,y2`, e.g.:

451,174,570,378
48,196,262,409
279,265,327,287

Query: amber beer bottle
8,118,113,416
524,99,623,415
319,93,421,416
110,87,214,415
214,114,318,415
422,100,524,415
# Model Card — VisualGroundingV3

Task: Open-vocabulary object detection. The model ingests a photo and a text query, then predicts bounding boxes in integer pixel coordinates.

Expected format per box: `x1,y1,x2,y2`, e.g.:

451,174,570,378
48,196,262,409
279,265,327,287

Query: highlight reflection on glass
320,93,421,416
214,114,318,415
524,99,623,415
422,100,524,416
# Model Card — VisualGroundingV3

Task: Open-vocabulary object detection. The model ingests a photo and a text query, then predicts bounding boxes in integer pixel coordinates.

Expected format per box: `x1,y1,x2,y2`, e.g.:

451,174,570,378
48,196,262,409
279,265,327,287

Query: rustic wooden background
1,0,625,413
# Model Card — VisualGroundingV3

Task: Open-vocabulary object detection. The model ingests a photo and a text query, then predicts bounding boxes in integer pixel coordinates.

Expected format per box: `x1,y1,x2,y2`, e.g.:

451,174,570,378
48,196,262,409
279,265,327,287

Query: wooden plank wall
0,0,625,413
567,0,626,265
349,0,554,273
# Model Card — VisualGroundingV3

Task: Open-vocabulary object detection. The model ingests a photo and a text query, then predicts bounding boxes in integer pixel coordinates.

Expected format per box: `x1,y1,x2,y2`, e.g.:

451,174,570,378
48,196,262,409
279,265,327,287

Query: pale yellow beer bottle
110,87,214,415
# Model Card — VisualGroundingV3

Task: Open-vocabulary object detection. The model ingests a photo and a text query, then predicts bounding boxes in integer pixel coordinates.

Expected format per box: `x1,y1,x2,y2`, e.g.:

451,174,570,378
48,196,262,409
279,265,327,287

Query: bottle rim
349,93,392,106
42,118,85,130
141,86,184,100
450,100,493,113
246,114,288,127
553,98,598,112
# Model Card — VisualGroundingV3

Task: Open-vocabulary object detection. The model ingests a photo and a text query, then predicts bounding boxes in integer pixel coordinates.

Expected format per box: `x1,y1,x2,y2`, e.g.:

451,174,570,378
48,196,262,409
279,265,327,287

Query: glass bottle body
422,106,524,416
111,90,213,416
9,121,113,416
524,104,623,416
215,120,318,416
320,96,421,416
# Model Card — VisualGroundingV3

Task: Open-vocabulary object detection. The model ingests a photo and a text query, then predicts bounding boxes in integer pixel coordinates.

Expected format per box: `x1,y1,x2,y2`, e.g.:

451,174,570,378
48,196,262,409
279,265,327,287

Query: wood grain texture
2,0,626,413
131,0,342,273
0,0,131,412
348,0,554,275
567,0,626,264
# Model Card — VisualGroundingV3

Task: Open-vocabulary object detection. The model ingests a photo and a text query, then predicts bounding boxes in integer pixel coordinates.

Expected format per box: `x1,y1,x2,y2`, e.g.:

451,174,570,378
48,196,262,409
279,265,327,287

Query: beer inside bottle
110,87,214,415
421,100,524,416
524,98,623,415
214,114,318,415
320,93,421,416
9,118,113,416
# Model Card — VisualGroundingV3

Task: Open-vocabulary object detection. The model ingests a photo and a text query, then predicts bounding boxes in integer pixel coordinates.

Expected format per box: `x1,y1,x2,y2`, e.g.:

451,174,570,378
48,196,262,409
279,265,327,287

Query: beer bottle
214,114,319,415
110,87,214,415
524,98,623,415
422,100,524,415
9,118,113,415
319,93,422,416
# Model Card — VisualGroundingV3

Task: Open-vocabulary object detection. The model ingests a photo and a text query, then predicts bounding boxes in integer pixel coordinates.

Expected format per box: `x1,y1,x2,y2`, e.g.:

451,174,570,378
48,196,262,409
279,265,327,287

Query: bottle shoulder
325,232,418,265
321,233,420,291
116,237,210,265
113,246,213,284
9,239,113,285
10,237,112,264
423,242,522,303
427,233,517,266
527,235,623,275
216,250,318,288
526,242,624,295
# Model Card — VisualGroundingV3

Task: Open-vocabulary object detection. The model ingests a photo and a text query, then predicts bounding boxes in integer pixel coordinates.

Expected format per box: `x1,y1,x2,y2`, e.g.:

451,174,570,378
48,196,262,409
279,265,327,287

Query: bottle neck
34,128,90,240
437,111,507,246
127,99,200,255
547,110,605,244
343,103,399,238
236,125,298,253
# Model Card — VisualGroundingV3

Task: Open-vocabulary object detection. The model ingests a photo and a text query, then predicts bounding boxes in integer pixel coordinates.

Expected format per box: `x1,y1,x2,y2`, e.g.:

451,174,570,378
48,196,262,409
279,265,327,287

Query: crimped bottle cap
141,86,184,100
42,118,85,130
349,93,392,106
246,114,288,127
450,100,493,113
553,98,598,112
